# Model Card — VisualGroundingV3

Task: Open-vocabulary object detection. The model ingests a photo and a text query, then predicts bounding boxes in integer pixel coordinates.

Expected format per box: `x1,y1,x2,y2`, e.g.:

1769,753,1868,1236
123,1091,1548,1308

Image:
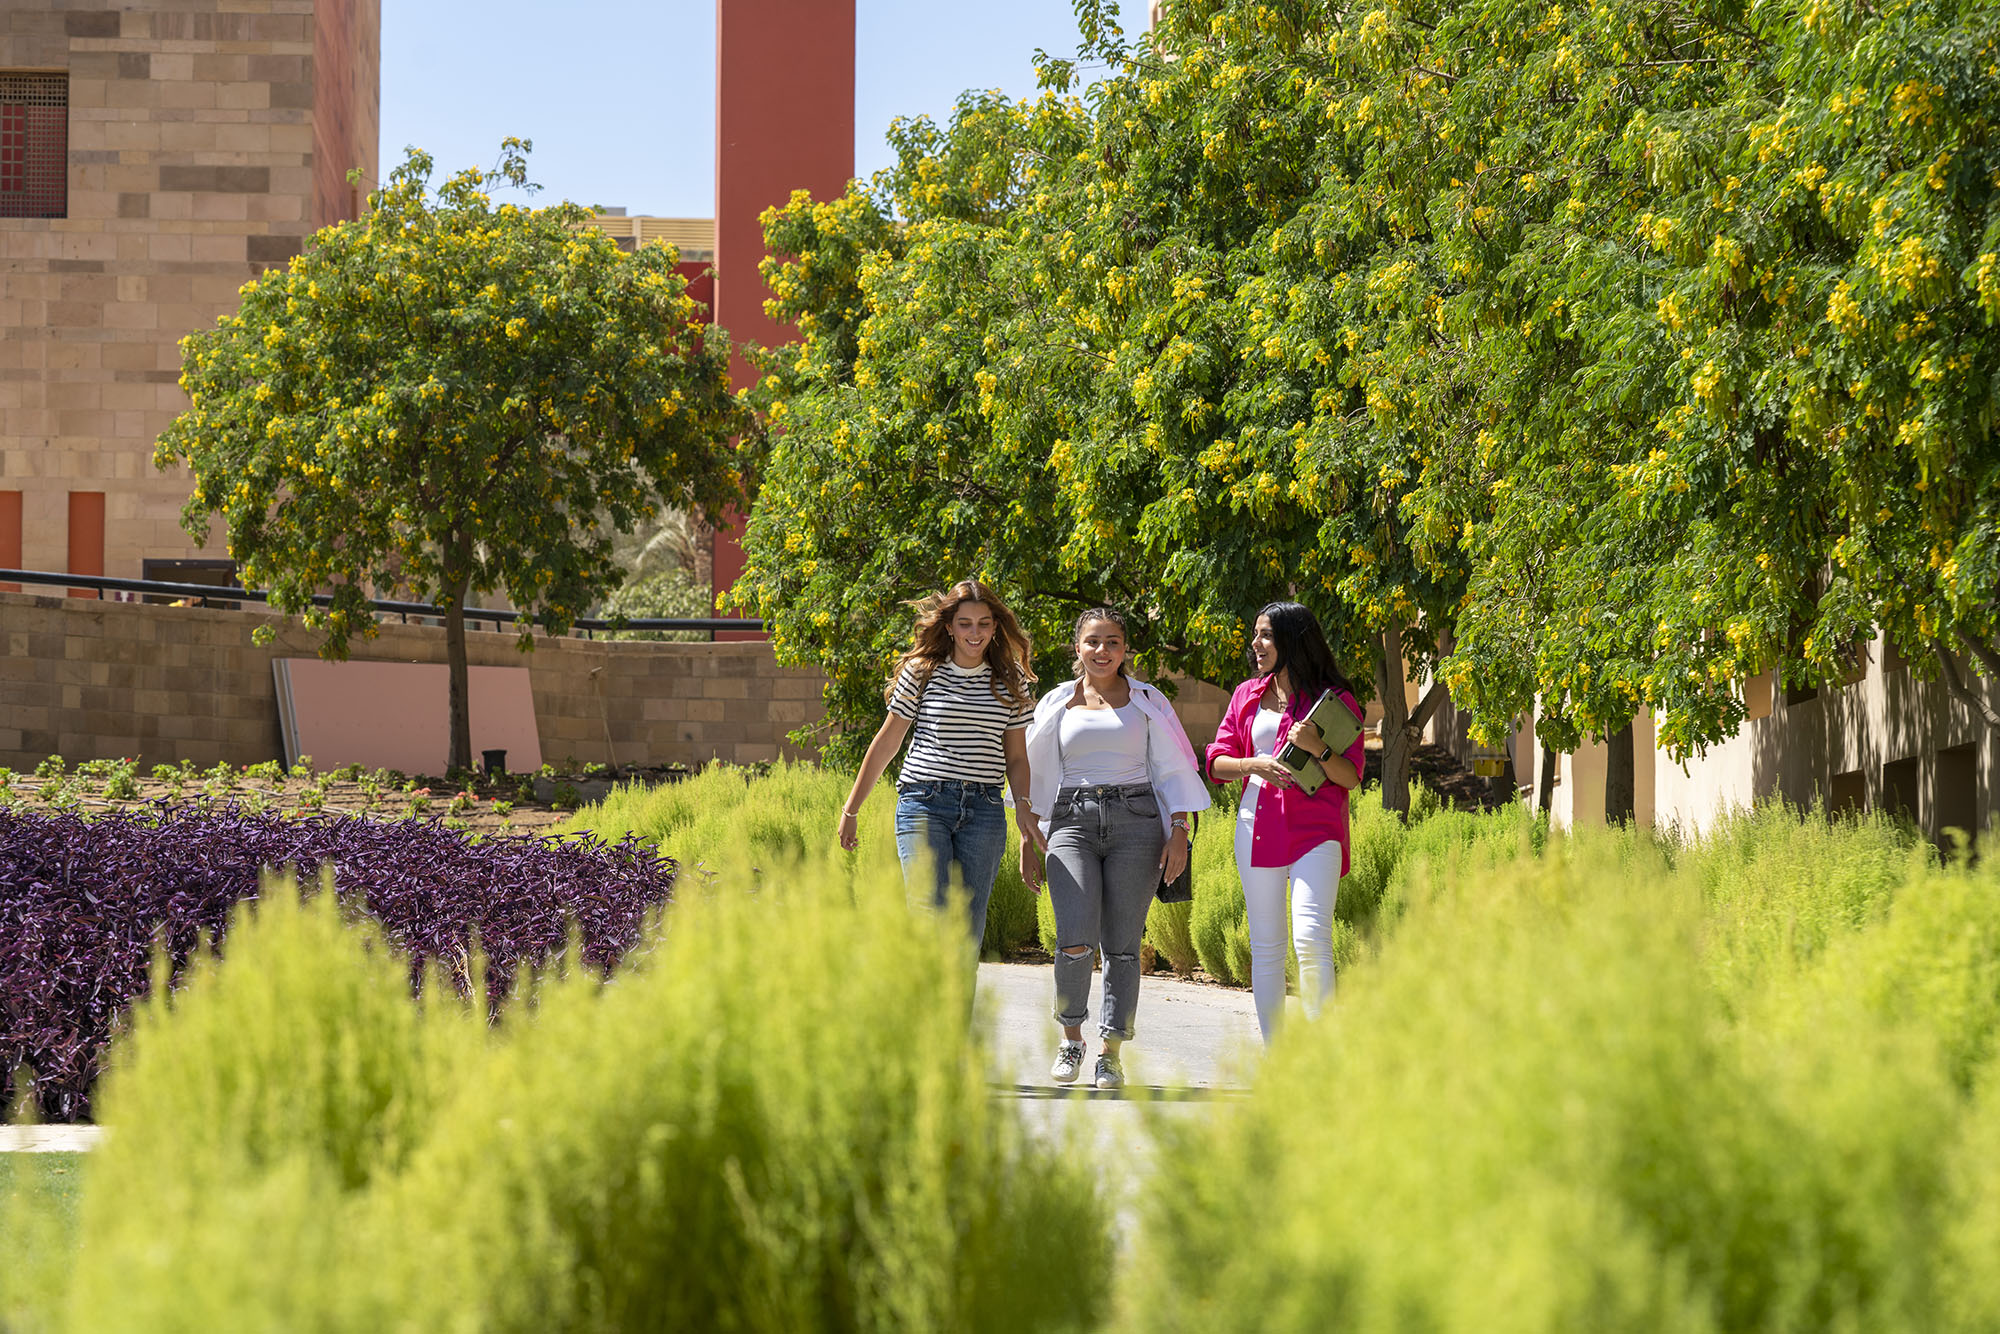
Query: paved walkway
0,1125,104,1153
977,960,1261,1092
976,961,1262,1242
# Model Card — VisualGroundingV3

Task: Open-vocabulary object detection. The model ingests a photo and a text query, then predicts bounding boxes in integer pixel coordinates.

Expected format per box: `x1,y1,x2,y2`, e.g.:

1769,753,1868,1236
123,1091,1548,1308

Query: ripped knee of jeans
1102,950,1138,967
1059,944,1093,958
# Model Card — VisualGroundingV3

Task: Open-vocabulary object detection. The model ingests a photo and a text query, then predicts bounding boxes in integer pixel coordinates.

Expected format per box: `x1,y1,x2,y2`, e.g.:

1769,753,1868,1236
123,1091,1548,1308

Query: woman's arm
1211,752,1296,787
1158,812,1192,881
1209,694,1293,787
1205,686,1292,787
1003,727,1046,852
1200,688,1264,784
836,713,912,851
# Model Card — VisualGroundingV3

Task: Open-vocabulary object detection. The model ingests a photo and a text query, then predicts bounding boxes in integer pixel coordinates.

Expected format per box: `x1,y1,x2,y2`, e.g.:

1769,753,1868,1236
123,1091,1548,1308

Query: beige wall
1543,634,1995,843
0,590,825,772
1,0,375,580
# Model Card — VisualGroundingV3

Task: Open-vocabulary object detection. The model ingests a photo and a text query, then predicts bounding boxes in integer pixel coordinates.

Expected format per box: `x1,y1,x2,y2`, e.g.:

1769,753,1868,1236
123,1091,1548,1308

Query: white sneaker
1094,1051,1124,1091
1051,1039,1087,1084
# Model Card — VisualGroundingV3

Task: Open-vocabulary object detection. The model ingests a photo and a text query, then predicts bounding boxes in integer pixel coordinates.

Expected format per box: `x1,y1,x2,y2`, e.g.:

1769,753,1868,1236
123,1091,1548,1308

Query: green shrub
0,1154,83,1334
1945,1056,2000,1329
1143,897,1198,976
1125,829,1970,1333
567,762,1042,959
30,846,1109,1334
1672,802,1916,1010
1188,823,1252,984
983,840,1040,960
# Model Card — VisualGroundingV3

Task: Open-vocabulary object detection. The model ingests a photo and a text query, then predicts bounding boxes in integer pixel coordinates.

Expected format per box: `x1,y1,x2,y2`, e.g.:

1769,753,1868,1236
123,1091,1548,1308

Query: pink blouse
1204,676,1367,873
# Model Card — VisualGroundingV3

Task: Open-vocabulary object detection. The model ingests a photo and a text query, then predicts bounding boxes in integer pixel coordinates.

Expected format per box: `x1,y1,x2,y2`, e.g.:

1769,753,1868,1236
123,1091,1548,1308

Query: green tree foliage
738,0,1999,787
734,11,1466,807
731,103,1092,768
158,141,747,772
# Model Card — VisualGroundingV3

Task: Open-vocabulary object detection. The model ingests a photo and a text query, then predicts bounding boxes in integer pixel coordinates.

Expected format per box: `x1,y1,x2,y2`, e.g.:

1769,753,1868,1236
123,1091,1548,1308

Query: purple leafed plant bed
0,803,676,1123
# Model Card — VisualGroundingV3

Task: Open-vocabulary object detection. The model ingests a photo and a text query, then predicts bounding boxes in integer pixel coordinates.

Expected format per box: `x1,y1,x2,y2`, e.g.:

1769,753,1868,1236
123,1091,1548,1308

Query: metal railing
0,568,762,638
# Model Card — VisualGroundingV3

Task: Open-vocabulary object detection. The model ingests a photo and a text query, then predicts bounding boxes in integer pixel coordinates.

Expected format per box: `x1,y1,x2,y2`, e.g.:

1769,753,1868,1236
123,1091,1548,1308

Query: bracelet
1169,818,1190,832
841,807,860,818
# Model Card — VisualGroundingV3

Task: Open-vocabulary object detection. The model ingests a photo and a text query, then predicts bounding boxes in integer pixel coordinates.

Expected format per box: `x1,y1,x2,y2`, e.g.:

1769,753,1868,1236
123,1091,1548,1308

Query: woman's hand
1286,719,1325,756
1248,755,1295,788
1017,809,1048,854
1159,825,1190,883
836,809,860,852
1020,838,1044,893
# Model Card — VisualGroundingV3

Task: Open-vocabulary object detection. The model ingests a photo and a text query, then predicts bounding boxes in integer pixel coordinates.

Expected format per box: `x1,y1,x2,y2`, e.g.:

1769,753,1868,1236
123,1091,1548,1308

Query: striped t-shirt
888,659,1034,787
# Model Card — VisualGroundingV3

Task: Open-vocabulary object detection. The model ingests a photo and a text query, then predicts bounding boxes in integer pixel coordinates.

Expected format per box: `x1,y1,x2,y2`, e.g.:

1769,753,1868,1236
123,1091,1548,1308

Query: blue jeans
895,779,1008,945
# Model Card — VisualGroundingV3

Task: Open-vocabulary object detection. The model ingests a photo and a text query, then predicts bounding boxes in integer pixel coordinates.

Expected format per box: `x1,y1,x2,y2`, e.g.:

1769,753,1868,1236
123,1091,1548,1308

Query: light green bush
1671,802,1915,1011
1126,828,1975,1333
567,761,1042,959
1188,809,1252,984
30,847,1109,1334
1143,897,1198,976
60,876,467,1334
0,1153,83,1334
1944,1055,2000,1329
1187,787,1437,986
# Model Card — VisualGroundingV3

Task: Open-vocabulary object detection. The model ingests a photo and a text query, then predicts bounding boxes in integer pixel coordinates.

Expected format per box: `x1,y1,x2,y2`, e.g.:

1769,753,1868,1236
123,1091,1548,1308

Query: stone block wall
1,0,377,581
0,590,826,772
0,591,1259,778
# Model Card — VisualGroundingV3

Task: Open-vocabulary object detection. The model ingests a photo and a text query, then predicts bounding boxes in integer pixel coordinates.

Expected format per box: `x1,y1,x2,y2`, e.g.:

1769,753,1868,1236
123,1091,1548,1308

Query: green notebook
1275,689,1364,796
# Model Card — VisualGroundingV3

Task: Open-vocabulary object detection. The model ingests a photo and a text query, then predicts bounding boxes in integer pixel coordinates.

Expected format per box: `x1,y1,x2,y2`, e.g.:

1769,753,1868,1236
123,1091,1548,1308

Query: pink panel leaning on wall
274,658,543,776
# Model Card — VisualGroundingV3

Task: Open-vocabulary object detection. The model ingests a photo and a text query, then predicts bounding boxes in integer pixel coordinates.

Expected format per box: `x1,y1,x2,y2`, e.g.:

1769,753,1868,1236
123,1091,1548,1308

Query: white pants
1234,806,1340,1044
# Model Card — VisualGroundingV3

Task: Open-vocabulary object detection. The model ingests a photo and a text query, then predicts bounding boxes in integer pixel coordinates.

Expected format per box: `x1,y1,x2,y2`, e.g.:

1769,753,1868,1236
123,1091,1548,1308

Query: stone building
0,0,379,587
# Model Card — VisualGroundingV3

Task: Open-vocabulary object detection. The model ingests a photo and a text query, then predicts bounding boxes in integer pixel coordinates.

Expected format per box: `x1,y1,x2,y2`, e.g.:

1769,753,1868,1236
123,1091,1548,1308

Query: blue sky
379,1,1143,217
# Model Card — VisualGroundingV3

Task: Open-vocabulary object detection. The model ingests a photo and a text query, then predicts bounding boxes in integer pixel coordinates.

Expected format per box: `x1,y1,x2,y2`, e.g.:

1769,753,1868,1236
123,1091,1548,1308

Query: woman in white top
1021,608,1210,1089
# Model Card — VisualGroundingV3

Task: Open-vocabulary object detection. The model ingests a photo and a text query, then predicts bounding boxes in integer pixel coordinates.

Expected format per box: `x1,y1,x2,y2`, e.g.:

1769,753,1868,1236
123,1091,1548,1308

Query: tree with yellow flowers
740,0,2000,811
159,142,747,774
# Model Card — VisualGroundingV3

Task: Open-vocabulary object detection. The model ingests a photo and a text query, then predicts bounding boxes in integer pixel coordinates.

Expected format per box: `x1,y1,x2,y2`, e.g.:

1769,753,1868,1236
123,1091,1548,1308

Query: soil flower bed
0,755,695,837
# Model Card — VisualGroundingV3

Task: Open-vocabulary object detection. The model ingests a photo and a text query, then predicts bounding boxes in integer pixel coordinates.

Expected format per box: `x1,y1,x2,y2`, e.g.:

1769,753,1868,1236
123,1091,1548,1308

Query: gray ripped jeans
1045,783,1165,1041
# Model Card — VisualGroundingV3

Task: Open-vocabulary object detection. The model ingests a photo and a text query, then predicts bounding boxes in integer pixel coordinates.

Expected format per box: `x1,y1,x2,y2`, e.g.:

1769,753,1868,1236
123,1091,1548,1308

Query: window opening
0,72,67,219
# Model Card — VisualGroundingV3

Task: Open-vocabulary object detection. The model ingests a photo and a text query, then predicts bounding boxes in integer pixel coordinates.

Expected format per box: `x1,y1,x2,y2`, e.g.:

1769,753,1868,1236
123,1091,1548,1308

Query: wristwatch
1169,817,1190,833
1316,744,1334,762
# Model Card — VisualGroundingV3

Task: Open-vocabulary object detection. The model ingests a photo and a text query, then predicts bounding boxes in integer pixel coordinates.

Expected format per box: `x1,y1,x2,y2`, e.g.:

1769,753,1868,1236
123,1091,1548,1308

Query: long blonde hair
886,579,1037,707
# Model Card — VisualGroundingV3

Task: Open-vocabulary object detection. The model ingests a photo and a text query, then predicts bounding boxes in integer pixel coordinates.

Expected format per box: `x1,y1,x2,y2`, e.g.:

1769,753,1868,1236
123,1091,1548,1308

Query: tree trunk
1935,638,2000,733
444,567,473,777
1604,721,1635,826
1537,742,1556,814
1373,621,1451,819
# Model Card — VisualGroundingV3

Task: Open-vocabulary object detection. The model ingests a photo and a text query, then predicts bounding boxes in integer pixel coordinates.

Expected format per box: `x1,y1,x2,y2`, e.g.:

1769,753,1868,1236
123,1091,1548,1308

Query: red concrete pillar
713,0,855,637
67,491,104,599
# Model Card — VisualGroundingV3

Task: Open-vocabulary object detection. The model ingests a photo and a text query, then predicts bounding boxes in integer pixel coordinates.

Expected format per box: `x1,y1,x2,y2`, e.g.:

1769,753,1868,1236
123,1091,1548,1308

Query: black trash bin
481,749,508,778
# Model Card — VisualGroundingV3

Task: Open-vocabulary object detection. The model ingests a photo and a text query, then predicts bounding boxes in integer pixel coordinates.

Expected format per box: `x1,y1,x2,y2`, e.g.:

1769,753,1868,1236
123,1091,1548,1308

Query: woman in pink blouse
1203,602,1366,1043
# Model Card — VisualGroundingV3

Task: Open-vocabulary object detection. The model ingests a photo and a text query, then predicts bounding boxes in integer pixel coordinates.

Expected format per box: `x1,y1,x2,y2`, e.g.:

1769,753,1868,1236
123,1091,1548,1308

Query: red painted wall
713,0,855,632
0,490,20,592
67,491,103,600
312,0,381,227
676,261,714,320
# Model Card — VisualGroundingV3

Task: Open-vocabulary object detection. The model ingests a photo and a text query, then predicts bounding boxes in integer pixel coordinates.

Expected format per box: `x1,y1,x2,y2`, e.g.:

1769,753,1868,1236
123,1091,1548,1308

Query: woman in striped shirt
837,580,1041,944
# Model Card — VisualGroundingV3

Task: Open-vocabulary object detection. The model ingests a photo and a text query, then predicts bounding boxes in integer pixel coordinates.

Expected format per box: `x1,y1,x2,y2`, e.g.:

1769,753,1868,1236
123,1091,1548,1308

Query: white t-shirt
1239,705,1285,816
1057,702,1149,786
887,659,1034,787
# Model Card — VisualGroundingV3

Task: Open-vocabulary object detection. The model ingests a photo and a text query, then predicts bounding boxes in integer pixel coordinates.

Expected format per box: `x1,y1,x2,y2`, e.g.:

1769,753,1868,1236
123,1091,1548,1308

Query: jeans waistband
1057,782,1153,801
899,778,1003,793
